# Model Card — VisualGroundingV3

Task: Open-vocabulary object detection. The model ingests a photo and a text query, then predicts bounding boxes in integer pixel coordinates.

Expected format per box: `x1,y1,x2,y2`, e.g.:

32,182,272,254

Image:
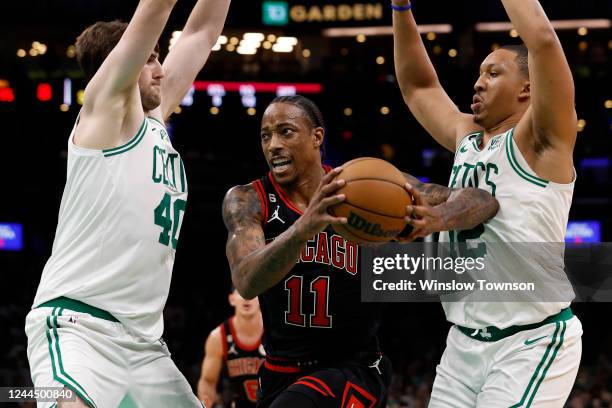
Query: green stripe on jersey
45,308,98,407
505,129,549,187
509,322,560,407
526,321,567,407
147,116,165,128
103,118,147,157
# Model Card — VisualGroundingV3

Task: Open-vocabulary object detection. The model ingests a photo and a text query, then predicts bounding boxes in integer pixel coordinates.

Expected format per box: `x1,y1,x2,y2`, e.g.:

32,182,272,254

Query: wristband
391,2,412,11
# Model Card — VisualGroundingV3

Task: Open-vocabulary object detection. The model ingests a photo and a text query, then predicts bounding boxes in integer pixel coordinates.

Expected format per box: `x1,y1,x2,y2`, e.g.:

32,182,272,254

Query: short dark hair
76,20,160,82
270,95,326,130
499,44,529,79
269,95,326,156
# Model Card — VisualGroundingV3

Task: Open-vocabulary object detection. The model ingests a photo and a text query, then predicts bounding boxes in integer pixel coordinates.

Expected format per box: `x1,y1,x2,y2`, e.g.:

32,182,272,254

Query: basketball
329,157,413,243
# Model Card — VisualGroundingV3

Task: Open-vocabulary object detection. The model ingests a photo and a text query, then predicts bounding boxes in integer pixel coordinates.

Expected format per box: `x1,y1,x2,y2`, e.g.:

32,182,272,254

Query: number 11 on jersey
284,275,333,328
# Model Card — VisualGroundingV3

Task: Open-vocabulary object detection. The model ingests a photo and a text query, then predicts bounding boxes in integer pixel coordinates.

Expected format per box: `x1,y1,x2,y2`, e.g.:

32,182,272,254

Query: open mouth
471,95,483,113
271,157,292,173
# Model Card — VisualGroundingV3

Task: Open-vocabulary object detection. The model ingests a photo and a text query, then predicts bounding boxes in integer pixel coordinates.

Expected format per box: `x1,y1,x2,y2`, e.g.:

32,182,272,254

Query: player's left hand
397,183,447,241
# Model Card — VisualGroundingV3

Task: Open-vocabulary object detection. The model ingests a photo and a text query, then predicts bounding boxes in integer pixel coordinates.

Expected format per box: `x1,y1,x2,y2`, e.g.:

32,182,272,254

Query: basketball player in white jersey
393,0,581,406
25,0,231,406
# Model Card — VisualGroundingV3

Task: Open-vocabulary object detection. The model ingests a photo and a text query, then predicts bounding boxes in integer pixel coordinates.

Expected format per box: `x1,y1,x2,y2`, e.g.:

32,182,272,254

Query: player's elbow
231,273,259,300
526,27,559,55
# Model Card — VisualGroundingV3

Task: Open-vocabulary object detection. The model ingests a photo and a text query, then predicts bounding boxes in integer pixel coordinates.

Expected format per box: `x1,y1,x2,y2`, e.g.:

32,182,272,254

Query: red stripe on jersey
294,381,330,397
322,164,333,173
267,173,304,215
220,322,228,361
229,316,261,351
264,360,300,373
300,376,336,398
341,381,377,408
251,180,268,224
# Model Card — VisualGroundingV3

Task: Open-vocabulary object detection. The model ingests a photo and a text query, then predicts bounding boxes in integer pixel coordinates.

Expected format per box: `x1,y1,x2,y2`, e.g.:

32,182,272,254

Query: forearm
161,0,230,119
182,0,231,40
197,380,218,406
500,0,557,51
232,224,308,299
436,188,499,231
393,3,440,94
403,173,451,207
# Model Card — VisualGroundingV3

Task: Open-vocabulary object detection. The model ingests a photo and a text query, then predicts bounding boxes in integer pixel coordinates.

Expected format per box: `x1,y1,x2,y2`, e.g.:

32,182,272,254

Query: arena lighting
565,221,601,243
0,223,23,251
240,39,261,48
475,19,611,32
272,43,293,52
276,36,298,46
193,81,322,94
243,33,265,42
212,35,228,51
322,24,452,37
0,88,15,102
36,83,52,102
276,85,297,96
63,78,72,106
237,46,258,55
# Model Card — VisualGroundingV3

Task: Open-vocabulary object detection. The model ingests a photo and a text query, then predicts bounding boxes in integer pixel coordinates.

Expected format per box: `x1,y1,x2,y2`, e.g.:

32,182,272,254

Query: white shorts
429,314,582,408
26,304,202,408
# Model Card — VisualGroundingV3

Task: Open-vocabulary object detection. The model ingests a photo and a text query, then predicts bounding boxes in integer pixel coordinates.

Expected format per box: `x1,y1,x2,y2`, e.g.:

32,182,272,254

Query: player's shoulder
205,325,224,355
224,183,259,206
455,120,483,151
222,184,263,226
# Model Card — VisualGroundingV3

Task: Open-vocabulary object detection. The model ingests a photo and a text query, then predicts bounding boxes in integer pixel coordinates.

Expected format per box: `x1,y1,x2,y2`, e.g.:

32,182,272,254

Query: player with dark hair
197,288,265,408
222,95,499,407
393,0,582,405
25,0,231,406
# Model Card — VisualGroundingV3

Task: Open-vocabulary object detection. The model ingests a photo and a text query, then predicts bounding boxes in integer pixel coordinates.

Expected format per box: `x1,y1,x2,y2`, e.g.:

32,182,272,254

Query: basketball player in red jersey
222,95,499,407
198,287,264,408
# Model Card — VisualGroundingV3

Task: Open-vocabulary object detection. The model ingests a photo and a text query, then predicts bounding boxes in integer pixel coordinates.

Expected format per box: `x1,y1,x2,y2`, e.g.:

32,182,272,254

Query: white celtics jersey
439,128,574,328
33,115,188,341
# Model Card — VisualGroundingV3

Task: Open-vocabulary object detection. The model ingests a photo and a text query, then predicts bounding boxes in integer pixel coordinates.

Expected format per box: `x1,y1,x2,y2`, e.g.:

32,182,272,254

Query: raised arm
392,0,476,151
157,0,231,121
197,327,223,407
502,0,577,154
223,170,346,299
85,0,176,104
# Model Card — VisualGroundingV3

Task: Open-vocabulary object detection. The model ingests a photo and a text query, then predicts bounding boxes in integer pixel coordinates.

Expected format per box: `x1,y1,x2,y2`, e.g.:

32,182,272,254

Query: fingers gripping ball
329,157,413,243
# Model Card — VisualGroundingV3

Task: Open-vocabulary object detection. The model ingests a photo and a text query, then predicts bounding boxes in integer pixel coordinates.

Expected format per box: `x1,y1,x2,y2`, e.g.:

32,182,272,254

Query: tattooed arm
402,172,453,206
223,169,346,299
400,172,499,239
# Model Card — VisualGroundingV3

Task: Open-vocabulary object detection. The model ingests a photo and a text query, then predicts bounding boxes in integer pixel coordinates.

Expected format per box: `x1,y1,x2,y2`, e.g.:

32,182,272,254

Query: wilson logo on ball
347,212,401,238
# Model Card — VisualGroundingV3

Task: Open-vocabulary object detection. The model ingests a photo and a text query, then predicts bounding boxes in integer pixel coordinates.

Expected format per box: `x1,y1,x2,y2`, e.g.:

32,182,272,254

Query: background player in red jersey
222,95,499,407
198,287,264,407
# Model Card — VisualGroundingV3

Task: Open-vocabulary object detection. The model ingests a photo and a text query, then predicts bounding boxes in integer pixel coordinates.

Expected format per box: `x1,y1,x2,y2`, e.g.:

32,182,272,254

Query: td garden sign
263,1,385,26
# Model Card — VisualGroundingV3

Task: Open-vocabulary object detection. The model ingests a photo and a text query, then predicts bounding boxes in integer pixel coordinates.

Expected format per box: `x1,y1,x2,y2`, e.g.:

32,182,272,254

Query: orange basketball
329,157,413,243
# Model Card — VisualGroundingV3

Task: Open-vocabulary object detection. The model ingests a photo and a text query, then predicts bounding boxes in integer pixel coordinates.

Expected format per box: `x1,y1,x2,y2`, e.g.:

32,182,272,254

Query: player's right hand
294,167,348,240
